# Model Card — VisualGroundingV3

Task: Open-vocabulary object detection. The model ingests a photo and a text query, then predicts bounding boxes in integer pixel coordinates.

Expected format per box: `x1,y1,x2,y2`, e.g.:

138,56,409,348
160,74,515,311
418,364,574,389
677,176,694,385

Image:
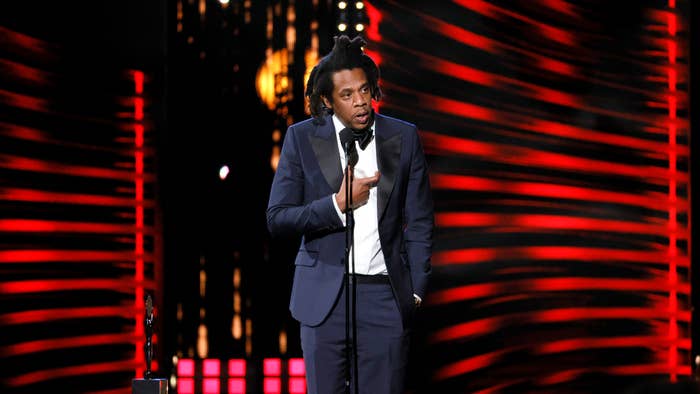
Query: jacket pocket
294,250,318,267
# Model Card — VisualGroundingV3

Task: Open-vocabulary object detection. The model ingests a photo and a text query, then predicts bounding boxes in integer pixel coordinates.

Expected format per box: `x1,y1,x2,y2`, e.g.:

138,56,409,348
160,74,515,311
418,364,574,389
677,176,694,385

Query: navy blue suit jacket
266,113,434,329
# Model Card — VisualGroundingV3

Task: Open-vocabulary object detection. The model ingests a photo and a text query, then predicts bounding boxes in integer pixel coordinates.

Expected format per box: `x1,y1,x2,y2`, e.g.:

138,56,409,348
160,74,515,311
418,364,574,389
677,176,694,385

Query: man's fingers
357,172,380,182
358,172,380,187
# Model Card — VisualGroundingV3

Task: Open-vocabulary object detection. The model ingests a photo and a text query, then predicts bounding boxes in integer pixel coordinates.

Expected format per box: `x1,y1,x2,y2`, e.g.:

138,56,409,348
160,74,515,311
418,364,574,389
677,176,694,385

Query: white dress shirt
329,115,422,305
329,115,387,276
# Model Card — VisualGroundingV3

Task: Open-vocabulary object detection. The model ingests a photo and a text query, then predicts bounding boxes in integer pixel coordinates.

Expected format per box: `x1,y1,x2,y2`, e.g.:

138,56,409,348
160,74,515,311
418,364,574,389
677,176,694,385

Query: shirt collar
332,115,375,138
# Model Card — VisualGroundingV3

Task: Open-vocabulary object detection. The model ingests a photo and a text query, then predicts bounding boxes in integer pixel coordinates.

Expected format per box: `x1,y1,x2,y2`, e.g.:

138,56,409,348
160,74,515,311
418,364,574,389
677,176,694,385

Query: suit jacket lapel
309,119,343,192
375,116,401,222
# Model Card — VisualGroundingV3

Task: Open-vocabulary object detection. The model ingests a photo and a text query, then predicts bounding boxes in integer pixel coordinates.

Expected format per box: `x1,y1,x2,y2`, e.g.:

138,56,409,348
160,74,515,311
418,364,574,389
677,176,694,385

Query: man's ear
322,96,331,109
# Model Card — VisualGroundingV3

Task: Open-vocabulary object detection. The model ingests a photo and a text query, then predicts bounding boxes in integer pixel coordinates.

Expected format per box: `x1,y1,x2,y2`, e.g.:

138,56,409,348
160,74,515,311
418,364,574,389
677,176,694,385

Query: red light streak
0,250,151,263
135,124,145,146
432,306,690,345
432,350,692,383
430,174,677,211
540,0,579,18
430,277,690,307
363,49,382,68
535,336,691,355
1,333,139,357
429,58,494,86
436,212,672,237
433,247,689,267
0,154,149,181
0,279,156,294
379,37,681,122
385,80,680,153
453,0,577,46
523,120,671,154
134,97,144,121
6,360,139,388
376,7,497,53
0,305,143,325
435,22,496,53
132,70,146,377
391,90,494,122
0,123,47,140
1,188,151,206
534,307,690,323
0,58,50,85
421,131,676,181
535,364,692,386
0,89,49,111
364,1,382,41
133,71,144,95
0,219,150,233
472,380,529,394
433,350,508,380
0,26,53,59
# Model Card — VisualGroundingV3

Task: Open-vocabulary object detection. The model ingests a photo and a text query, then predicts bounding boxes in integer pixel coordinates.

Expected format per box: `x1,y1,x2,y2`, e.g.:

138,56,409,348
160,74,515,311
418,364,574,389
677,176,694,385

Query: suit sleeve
404,127,434,300
266,127,344,238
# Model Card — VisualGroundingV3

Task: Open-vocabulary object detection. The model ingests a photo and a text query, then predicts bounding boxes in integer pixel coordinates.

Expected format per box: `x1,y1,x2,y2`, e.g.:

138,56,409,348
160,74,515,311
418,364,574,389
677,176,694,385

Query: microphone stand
343,140,359,394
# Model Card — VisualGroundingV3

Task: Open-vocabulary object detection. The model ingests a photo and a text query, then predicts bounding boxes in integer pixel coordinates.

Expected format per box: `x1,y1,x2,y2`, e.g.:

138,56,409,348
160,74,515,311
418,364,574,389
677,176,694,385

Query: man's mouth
355,112,369,124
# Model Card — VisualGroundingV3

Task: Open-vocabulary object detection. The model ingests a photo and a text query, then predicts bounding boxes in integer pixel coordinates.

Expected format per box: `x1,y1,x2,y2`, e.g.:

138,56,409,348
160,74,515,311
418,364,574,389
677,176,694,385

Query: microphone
339,128,359,167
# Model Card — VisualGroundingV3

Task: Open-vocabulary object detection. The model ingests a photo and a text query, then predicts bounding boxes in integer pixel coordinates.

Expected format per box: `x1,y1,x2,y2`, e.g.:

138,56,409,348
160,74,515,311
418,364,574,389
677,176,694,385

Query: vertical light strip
133,70,146,378
666,0,679,381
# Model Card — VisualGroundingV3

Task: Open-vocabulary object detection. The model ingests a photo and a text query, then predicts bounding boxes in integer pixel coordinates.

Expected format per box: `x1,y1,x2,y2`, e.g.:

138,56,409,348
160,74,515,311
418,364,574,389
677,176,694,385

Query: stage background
0,1,696,393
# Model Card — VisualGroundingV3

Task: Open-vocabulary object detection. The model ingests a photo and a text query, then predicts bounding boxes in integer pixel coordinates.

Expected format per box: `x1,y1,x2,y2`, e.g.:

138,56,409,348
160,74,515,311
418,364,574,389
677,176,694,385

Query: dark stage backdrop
363,0,693,393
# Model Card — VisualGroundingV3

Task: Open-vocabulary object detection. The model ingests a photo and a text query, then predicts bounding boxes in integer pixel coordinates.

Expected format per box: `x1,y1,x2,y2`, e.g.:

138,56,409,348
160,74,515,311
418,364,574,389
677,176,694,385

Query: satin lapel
376,121,401,222
309,121,343,192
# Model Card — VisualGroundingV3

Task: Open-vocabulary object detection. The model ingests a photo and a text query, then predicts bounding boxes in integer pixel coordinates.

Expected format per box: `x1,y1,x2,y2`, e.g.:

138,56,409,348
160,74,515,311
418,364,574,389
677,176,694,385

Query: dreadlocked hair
305,35,382,121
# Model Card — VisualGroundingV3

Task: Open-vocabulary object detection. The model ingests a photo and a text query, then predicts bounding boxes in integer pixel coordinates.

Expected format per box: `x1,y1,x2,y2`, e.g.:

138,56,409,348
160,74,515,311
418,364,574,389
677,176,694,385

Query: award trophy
132,294,168,394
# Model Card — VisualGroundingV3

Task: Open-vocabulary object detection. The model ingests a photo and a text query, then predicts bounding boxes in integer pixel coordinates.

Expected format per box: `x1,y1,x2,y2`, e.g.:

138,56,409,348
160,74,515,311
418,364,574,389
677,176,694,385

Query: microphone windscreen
339,128,358,167
339,128,353,147
348,151,358,167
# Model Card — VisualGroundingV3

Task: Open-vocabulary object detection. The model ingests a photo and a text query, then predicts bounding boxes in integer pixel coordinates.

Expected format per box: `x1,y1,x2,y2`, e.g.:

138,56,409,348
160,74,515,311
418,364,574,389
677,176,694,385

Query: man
266,34,434,394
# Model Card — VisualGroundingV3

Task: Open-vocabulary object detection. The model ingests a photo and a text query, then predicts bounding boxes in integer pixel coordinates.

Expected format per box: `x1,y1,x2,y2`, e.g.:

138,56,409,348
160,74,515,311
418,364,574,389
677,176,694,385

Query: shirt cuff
332,193,346,226
413,294,422,306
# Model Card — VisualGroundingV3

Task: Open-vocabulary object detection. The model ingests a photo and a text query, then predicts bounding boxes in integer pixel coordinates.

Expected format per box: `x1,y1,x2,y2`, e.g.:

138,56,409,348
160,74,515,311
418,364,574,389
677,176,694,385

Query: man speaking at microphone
266,34,434,394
